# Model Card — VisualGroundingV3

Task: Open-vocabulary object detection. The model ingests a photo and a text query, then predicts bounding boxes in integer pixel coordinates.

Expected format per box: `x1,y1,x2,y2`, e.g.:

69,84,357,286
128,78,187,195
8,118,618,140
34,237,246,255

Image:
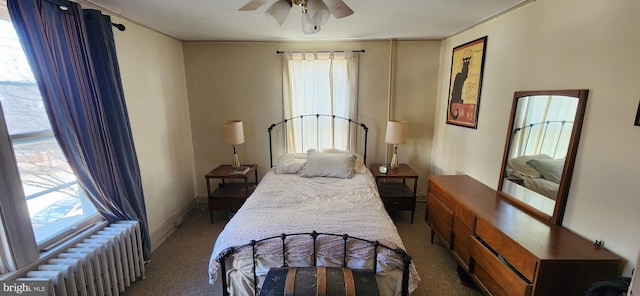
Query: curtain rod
111,23,125,31
276,50,365,54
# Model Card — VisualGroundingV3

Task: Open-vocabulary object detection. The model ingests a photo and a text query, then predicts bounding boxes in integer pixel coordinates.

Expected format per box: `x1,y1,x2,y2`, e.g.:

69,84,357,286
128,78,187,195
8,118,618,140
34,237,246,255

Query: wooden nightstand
205,164,258,223
370,164,418,223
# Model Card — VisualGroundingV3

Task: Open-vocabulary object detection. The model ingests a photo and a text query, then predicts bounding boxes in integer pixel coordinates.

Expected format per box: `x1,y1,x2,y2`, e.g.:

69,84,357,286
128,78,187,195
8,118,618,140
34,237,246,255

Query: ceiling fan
239,0,354,34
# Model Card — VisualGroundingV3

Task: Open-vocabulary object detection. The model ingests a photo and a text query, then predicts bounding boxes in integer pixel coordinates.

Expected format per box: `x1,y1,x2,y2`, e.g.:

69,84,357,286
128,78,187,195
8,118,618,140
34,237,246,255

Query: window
0,18,98,250
281,51,359,152
509,95,578,159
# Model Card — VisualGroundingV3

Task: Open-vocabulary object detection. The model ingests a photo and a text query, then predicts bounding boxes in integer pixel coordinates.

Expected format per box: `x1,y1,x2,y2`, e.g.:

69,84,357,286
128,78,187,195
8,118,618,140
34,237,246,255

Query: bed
504,120,571,200
208,114,420,296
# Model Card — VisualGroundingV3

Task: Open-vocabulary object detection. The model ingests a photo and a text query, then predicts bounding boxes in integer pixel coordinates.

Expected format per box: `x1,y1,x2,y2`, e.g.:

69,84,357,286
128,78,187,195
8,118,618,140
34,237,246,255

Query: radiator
16,220,146,296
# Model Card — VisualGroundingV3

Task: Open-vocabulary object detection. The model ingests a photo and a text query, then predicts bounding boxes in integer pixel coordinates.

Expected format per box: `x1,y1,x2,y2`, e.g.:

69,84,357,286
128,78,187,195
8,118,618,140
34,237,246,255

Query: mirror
498,90,588,225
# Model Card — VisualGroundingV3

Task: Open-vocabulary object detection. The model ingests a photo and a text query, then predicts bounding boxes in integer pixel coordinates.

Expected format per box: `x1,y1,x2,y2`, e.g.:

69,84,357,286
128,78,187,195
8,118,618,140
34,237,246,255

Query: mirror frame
497,89,588,225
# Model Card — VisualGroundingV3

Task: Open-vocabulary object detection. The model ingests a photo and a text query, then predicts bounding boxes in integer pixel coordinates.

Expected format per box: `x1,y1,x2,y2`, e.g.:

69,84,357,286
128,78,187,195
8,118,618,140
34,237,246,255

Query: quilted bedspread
208,169,420,295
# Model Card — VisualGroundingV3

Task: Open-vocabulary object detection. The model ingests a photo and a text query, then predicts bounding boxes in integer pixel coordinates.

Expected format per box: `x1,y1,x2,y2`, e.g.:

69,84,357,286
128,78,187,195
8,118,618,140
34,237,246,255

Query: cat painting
446,36,487,129
449,55,471,120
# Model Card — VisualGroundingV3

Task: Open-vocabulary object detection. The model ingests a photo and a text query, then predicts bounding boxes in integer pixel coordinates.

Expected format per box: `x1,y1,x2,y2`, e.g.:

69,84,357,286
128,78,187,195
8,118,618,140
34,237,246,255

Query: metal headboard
267,114,369,168
511,120,574,158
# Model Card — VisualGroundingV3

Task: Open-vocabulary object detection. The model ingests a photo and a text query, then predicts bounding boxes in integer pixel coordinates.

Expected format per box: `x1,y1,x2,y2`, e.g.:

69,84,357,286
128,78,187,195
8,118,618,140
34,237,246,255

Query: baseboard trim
150,199,198,252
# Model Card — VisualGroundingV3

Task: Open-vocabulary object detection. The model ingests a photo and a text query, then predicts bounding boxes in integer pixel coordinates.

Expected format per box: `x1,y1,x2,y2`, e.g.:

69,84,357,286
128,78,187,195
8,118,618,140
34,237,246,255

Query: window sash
282,51,359,153
0,13,100,273
0,102,39,271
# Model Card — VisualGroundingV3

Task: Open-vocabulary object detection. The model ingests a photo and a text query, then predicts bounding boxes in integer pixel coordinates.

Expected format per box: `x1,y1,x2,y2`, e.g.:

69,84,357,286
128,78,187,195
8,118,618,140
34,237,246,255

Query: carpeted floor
124,202,481,295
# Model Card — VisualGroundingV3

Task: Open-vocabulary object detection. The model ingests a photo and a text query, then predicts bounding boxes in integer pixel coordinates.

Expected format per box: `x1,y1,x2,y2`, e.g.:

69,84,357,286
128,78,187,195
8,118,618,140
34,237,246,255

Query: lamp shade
385,120,408,144
221,120,245,145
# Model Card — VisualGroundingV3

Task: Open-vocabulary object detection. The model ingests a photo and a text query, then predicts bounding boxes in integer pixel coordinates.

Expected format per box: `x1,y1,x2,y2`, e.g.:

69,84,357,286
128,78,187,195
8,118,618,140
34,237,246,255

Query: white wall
431,0,640,274
110,17,196,241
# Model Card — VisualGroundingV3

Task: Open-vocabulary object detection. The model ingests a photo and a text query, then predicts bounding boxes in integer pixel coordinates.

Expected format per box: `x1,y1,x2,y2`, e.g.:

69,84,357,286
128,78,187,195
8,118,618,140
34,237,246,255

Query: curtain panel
281,51,359,153
7,0,151,260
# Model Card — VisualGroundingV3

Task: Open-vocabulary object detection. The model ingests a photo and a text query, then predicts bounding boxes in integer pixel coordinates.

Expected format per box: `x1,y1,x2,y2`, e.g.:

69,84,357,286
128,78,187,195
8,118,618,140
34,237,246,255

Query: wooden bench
259,266,379,296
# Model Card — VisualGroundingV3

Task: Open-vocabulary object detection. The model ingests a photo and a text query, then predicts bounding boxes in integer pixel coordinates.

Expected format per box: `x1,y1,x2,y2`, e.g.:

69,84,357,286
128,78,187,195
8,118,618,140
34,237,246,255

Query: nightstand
205,164,258,223
370,164,418,223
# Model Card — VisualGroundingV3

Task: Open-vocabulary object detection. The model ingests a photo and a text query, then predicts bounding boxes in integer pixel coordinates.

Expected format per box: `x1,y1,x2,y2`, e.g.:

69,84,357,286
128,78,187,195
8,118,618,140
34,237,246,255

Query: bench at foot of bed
260,266,380,296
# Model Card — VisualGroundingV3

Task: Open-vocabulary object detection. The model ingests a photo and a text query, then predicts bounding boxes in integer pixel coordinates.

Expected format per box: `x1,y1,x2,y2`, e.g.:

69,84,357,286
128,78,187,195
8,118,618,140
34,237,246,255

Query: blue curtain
8,0,151,261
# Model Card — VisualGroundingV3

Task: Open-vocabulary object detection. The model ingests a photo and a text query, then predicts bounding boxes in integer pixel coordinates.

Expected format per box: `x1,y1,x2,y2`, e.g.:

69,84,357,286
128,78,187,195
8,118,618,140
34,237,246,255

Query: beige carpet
124,202,481,295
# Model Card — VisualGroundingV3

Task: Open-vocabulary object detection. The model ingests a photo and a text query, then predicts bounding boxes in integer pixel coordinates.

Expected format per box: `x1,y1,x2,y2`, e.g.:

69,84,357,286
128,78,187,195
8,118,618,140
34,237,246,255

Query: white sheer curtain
510,95,578,159
281,51,359,153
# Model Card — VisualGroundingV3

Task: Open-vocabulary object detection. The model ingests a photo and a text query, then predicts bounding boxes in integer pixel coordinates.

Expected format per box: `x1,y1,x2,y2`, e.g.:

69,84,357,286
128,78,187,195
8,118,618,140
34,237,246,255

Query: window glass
0,19,98,245
285,55,356,151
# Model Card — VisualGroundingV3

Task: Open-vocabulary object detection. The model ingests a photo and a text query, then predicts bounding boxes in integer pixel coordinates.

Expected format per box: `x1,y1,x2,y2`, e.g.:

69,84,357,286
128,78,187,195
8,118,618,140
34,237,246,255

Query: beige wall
104,0,639,276
111,17,196,238
183,41,440,198
432,0,640,274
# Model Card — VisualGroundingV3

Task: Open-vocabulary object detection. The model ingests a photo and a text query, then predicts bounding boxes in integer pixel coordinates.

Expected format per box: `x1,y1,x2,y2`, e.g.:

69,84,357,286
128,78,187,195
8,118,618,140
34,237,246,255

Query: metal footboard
218,231,412,296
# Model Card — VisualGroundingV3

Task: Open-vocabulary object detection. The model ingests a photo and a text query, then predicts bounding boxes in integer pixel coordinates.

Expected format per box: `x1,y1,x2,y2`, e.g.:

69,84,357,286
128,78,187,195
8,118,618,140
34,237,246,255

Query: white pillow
275,153,307,174
526,158,564,183
320,148,366,174
300,149,355,178
507,154,552,178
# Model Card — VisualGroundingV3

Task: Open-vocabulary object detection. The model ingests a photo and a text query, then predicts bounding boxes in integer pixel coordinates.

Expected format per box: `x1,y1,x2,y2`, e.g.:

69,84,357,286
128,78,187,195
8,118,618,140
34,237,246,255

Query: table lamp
221,120,245,168
385,120,408,168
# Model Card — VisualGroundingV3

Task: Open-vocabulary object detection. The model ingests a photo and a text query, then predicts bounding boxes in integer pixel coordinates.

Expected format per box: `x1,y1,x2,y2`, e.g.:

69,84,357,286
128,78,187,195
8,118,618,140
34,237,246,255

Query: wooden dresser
426,175,625,296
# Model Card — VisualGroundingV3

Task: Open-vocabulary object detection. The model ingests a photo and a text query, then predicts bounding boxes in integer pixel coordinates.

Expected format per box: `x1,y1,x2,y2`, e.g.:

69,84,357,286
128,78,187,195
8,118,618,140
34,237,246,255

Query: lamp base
232,154,241,168
390,153,399,168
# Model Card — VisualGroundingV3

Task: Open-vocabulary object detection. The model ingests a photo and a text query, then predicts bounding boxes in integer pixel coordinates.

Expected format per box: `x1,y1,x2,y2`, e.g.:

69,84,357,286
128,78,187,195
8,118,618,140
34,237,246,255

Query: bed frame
214,116,411,295
217,231,412,296
511,120,574,158
267,114,369,168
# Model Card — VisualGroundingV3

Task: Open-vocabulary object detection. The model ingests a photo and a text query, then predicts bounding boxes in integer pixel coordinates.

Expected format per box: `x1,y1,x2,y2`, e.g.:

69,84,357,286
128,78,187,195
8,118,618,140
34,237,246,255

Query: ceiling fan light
301,12,321,34
306,0,330,26
265,0,292,25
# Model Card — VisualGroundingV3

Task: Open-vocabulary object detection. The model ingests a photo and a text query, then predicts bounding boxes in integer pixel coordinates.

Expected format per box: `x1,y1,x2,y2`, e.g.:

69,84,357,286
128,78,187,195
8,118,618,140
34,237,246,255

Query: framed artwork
446,36,488,128
635,100,640,126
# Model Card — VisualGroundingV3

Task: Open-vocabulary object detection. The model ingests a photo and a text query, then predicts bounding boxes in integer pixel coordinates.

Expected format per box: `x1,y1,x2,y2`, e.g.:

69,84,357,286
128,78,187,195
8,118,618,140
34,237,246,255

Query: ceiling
85,0,531,42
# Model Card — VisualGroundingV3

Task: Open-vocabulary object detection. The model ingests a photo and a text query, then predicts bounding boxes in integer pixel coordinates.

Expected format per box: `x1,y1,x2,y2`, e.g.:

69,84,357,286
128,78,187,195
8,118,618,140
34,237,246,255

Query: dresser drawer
454,203,476,230
475,218,538,281
426,193,453,247
452,218,473,269
429,182,456,210
470,237,533,296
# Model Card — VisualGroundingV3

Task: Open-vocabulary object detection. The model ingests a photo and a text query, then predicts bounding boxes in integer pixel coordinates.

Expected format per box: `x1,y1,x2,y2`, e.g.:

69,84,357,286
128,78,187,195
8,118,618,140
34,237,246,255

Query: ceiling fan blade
323,0,354,18
266,0,292,26
239,0,270,11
